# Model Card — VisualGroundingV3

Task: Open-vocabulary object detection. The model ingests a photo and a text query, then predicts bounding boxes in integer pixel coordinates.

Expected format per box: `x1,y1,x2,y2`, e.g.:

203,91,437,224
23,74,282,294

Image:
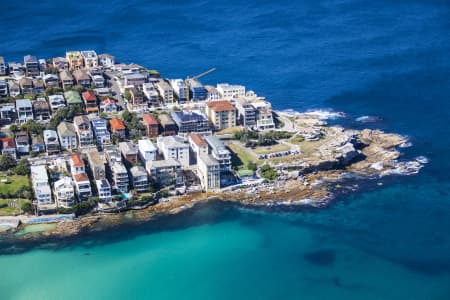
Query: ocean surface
1,0,450,299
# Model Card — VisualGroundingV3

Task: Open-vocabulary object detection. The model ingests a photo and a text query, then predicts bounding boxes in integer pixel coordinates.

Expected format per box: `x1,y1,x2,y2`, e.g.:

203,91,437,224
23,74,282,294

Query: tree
247,161,257,171
0,153,17,171
9,124,20,133
20,201,33,214
13,159,30,176
22,120,43,136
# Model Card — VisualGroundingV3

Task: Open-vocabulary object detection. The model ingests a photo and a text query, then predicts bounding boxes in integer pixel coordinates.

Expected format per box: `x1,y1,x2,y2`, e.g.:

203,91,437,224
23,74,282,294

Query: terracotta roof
82,91,97,101
1,137,15,149
86,107,99,112
102,98,116,105
143,114,158,125
71,154,84,167
190,134,208,147
110,118,125,130
206,100,235,112
74,173,89,182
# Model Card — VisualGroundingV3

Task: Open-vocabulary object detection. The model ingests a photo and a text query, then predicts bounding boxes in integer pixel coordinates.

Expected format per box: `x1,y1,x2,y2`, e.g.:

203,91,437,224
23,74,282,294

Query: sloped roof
206,100,235,112
110,118,125,130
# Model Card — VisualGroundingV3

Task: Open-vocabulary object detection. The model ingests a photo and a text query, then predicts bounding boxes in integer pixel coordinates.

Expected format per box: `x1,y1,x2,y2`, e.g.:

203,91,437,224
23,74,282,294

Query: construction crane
185,67,216,111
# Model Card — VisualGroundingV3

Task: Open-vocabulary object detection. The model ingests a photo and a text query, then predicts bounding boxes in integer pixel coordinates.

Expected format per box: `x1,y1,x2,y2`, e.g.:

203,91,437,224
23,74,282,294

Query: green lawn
0,175,30,198
227,143,260,169
0,199,31,216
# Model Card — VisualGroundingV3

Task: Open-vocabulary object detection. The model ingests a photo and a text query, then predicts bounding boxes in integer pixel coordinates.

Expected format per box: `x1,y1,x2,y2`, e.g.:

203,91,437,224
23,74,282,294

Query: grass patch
0,199,31,216
216,126,244,135
253,143,291,155
227,143,260,169
0,175,30,198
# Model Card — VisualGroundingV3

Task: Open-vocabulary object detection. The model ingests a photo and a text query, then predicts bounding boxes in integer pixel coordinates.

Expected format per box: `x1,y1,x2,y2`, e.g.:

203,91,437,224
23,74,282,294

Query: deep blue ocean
1,0,450,299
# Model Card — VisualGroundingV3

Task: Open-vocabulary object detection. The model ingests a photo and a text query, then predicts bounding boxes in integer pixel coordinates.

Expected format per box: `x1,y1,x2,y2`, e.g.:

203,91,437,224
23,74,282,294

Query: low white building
48,94,66,112
54,176,75,208
30,165,54,210
146,158,183,186
216,83,246,100
80,50,99,69
188,134,208,160
73,173,92,201
156,135,190,167
130,166,149,193
96,179,112,203
138,139,157,162
204,135,232,172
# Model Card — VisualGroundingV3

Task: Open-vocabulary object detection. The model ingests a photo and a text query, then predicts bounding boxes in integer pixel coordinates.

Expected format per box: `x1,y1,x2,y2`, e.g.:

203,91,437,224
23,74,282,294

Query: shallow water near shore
1,0,450,299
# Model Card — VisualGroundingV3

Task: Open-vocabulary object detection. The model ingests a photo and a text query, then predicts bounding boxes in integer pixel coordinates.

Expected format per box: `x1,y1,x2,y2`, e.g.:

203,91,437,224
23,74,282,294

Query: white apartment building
30,165,54,210
80,50,99,69
54,176,75,208
156,135,190,167
138,139,157,162
197,154,220,191
96,179,112,203
216,83,246,100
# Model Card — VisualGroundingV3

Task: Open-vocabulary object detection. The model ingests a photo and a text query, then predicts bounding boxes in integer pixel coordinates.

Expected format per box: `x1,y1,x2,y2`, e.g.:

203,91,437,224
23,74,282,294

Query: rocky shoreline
0,112,425,252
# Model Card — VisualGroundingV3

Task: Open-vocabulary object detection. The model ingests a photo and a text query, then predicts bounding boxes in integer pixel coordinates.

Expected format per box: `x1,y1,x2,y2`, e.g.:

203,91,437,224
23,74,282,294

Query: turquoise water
1,0,450,299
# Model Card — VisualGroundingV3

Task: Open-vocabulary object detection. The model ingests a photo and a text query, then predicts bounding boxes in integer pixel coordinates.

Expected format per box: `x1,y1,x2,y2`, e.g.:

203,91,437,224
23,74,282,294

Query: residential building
54,177,75,208
39,59,47,73
130,166,149,193
237,92,275,130
155,79,174,105
170,79,187,103
0,138,16,158
30,165,54,210
0,80,8,97
110,160,129,193
206,100,237,130
73,115,94,146
188,134,208,160
32,99,50,121
66,51,83,71
48,94,66,112
204,135,232,172
52,57,68,71
204,85,220,101
32,78,45,94
156,135,190,167
235,97,257,127
98,54,115,67
73,69,91,87
187,78,206,101
0,56,6,75
64,90,83,107
87,150,106,180
19,77,34,95
82,90,98,114
24,55,39,76
124,73,147,89
100,98,117,113
43,74,59,87
14,131,30,154
142,82,160,106
91,118,110,147
0,105,15,124
216,83,246,99
197,154,220,191
92,74,105,88
146,158,183,186
74,173,92,201
109,118,126,139
158,114,177,136
142,114,158,138
43,130,60,154
15,99,33,124
114,63,146,74
31,136,45,153
119,142,138,164
80,50,98,69
7,80,20,97
126,87,146,112
8,62,24,77
138,139,157,162
171,110,210,134
70,153,85,176
96,179,112,202
59,70,74,89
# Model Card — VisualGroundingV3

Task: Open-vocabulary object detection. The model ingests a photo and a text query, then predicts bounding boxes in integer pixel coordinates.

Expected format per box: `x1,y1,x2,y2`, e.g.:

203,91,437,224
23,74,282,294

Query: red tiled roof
110,118,125,130
143,114,158,125
86,107,99,112
190,134,208,147
102,98,116,105
82,91,97,101
71,154,84,167
74,173,89,182
206,100,235,112
1,137,15,149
